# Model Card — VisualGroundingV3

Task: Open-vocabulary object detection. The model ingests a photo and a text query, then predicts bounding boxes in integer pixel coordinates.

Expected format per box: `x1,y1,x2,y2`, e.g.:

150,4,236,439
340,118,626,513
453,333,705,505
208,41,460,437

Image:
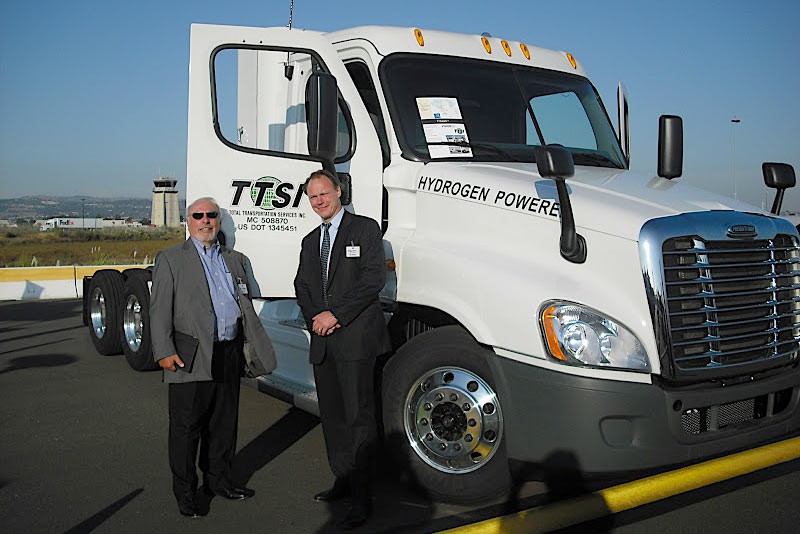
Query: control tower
151,178,180,227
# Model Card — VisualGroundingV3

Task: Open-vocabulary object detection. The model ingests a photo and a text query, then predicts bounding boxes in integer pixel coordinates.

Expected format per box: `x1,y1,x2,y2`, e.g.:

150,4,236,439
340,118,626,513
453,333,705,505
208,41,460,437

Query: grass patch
0,228,185,267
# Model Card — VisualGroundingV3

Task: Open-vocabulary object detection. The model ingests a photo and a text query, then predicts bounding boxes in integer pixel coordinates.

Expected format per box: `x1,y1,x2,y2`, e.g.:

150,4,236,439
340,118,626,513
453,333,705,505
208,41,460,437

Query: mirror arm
553,177,587,264
771,189,785,215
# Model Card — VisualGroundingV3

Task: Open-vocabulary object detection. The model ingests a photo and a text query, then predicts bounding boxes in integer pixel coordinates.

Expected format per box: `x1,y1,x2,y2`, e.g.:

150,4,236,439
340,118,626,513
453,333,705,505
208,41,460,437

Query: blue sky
1,1,798,211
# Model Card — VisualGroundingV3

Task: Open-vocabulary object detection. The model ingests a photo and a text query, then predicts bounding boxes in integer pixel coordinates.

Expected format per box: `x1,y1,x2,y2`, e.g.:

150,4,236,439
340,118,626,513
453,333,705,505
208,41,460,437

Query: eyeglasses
191,211,219,220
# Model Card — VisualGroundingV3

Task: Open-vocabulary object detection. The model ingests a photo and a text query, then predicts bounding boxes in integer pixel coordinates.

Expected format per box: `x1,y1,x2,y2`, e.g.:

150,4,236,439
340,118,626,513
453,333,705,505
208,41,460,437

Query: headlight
540,302,650,371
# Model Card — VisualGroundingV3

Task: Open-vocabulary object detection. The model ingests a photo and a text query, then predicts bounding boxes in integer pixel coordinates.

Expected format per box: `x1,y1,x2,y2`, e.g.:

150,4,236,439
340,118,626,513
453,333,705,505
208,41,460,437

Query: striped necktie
321,222,331,306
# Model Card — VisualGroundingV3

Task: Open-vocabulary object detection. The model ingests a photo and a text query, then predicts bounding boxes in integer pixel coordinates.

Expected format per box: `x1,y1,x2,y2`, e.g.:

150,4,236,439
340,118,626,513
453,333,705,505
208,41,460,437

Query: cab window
213,46,354,161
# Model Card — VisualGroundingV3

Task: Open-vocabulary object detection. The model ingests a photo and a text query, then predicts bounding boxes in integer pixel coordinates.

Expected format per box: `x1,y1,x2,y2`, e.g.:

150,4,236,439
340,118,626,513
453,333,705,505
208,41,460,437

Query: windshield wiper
434,141,531,162
571,152,622,169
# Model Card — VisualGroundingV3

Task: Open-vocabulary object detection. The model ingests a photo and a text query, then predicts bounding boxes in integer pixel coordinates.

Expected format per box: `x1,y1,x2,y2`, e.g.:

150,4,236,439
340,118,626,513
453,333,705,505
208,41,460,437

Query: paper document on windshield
416,97,473,158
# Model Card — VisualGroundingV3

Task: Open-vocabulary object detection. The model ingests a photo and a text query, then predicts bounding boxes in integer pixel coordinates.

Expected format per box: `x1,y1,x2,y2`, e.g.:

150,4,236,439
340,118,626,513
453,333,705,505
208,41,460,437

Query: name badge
346,245,361,258
237,278,249,295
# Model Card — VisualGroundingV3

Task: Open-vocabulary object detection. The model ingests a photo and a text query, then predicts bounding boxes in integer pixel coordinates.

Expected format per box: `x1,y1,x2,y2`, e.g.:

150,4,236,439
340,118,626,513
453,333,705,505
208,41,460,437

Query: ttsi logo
230,177,304,211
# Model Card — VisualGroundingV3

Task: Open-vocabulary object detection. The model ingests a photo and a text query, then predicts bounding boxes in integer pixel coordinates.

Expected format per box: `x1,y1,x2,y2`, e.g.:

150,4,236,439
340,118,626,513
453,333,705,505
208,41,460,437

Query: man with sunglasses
150,197,276,518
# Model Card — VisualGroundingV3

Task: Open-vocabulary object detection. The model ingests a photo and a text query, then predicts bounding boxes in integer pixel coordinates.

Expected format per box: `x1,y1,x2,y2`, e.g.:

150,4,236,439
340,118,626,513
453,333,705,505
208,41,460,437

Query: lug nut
435,393,444,401
426,433,433,441
464,434,473,443
424,403,432,411
468,419,477,427
453,443,462,452
420,418,428,426
450,393,458,401
439,443,447,451
462,403,471,411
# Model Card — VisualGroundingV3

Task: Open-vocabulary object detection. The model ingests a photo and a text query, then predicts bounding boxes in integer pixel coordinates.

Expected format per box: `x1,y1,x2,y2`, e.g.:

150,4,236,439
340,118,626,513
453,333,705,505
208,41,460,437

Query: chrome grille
663,234,800,375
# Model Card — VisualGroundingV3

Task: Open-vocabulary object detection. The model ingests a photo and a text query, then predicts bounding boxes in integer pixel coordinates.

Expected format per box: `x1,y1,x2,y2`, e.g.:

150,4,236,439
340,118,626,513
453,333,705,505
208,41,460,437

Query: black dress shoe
339,503,370,530
178,497,206,518
313,483,350,502
179,506,201,518
213,486,255,500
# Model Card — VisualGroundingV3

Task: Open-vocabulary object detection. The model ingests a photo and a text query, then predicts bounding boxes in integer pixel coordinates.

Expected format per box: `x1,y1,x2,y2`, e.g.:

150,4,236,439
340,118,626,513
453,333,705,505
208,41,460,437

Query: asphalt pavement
0,299,526,534
3,299,800,534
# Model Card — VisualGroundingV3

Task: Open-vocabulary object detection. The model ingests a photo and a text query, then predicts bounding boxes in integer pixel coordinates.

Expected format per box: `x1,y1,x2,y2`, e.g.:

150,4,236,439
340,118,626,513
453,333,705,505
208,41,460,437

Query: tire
86,269,125,355
120,269,157,371
382,325,511,504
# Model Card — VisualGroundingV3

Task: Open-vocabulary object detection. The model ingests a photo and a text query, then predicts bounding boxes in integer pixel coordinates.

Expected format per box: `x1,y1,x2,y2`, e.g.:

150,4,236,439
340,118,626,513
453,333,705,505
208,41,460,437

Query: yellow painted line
0,265,147,282
439,435,800,534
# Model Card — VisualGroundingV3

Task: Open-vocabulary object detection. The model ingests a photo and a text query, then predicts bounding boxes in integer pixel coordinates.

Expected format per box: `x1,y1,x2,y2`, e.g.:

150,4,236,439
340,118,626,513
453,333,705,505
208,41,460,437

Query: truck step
244,374,319,417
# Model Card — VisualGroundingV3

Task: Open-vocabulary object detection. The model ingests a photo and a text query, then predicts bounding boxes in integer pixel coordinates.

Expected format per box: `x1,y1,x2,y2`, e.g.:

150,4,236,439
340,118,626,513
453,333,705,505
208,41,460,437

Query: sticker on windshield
416,97,463,120
416,97,473,158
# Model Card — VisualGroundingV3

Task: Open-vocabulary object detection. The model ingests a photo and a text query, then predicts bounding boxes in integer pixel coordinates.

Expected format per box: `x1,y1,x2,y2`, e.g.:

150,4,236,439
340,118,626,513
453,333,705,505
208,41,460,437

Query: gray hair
186,197,221,219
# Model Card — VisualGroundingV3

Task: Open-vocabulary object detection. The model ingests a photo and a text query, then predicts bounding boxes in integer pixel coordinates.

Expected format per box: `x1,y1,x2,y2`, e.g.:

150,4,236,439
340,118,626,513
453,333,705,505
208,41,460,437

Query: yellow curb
439,435,800,534
0,265,147,282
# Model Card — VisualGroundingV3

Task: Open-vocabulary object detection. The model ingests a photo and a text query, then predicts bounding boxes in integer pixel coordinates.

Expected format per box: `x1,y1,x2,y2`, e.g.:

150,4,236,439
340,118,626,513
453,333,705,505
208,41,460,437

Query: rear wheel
121,269,157,371
87,270,125,355
382,325,511,504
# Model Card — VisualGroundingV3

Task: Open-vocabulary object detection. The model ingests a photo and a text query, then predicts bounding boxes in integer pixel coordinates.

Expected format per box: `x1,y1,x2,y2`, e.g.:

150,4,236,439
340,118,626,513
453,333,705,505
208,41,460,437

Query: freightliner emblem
727,224,758,238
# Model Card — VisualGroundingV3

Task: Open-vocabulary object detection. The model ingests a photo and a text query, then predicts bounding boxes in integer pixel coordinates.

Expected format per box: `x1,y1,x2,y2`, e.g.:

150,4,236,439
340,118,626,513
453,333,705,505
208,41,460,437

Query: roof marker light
520,43,531,60
414,28,425,46
566,53,577,69
501,40,512,57
481,36,492,54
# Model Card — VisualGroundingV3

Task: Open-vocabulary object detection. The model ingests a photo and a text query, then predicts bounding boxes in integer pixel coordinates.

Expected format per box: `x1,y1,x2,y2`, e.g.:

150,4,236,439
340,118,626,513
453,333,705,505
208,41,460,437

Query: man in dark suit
150,197,276,518
294,170,390,530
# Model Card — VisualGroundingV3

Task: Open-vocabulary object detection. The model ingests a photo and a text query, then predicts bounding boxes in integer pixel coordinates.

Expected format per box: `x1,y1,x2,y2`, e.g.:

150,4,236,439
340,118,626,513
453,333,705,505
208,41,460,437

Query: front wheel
382,325,511,504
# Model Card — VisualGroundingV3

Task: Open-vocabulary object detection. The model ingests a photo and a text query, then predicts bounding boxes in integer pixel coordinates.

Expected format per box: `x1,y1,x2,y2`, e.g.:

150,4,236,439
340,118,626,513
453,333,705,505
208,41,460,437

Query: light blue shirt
319,207,345,275
191,237,241,342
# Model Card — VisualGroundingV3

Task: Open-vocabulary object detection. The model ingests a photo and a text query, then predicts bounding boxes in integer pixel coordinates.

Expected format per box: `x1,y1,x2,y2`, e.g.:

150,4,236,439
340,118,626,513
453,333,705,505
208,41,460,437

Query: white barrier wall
0,266,147,300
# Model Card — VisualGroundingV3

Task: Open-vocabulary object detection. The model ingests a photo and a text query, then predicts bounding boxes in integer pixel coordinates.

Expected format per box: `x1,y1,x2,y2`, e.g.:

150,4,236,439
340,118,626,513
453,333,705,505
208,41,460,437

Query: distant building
37,217,143,231
151,178,180,228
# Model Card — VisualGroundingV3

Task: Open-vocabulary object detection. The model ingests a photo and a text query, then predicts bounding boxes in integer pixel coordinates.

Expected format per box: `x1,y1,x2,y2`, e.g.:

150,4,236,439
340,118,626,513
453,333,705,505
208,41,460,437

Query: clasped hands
312,310,340,337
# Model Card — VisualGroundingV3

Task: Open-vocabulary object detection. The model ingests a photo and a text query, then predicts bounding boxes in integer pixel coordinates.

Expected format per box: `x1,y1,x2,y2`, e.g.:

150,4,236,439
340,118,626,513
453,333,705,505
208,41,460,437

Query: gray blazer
150,239,276,384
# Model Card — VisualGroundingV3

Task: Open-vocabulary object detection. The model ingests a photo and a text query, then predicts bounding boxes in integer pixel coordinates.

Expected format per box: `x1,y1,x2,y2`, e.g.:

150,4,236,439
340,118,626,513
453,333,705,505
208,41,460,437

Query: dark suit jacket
294,210,390,364
150,239,276,383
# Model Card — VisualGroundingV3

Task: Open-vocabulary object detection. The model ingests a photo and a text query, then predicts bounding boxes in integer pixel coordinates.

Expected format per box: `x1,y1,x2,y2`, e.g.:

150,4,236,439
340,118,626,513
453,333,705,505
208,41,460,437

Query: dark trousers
168,340,242,503
313,354,376,502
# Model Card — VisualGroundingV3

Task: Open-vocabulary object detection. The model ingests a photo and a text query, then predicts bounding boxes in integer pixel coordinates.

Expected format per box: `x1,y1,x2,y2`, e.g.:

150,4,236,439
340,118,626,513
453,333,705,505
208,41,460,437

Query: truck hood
416,161,768,241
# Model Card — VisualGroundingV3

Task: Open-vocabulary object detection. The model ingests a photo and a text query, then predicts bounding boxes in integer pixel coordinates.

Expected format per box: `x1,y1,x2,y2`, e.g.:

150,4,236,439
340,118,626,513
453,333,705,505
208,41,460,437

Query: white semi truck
84,24,800,503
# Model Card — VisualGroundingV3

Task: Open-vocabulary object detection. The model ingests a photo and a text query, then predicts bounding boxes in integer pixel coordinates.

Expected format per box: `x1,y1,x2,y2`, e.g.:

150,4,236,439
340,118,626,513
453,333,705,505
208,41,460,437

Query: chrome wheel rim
123,294,143,351
403,366,502,473
89,287,107,339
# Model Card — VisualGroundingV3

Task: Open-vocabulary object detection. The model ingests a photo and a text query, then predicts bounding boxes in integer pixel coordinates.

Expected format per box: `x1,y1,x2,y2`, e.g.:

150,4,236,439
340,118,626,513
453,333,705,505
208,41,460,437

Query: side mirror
534,144,574,179
338,172,352,206
763,162,796,215
305,72,338,173
617,82,630,166
657,115,683,179
535,145,585,264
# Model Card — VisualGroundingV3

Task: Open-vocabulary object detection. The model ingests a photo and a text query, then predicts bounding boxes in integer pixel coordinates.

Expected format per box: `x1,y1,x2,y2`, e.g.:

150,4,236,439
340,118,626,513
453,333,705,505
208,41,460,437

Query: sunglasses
191,211,219,220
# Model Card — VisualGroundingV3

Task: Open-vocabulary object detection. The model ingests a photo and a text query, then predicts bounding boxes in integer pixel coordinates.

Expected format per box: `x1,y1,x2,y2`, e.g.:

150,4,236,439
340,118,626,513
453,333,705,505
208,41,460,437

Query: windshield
381,54,626,168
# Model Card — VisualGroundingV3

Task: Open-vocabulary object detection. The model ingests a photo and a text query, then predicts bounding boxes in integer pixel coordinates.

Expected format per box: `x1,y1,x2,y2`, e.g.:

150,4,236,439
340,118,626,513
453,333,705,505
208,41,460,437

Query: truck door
186,24,384,297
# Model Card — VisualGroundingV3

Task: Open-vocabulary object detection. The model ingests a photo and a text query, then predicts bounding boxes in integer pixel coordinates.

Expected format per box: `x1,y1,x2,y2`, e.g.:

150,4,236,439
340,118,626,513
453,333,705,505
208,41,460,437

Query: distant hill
0,195,186,222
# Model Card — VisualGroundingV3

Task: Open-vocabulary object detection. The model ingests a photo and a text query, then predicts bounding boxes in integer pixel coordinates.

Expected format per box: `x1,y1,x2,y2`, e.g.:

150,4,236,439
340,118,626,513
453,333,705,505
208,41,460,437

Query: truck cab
174,24,800,503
